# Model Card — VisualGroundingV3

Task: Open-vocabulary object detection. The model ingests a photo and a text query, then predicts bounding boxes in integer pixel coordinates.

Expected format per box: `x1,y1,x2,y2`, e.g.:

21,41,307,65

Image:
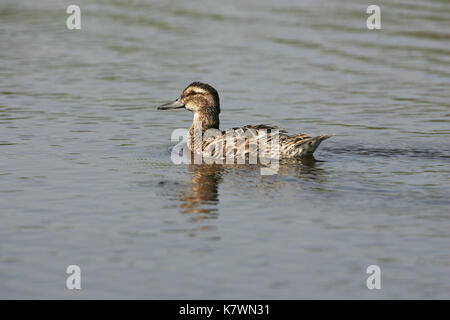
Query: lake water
1,0,449,299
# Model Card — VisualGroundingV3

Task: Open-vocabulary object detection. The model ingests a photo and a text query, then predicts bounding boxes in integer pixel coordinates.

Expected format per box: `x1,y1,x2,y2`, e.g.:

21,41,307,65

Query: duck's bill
157,99,185,110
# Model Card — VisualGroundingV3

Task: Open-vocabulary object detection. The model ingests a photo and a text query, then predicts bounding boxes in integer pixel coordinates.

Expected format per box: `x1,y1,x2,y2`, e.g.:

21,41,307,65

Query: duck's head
157,82,220,115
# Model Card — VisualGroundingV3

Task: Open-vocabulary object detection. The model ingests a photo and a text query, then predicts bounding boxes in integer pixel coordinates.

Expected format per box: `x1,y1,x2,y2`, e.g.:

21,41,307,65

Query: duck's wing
231,124,288,134
201,125,282,160
202,125,332,159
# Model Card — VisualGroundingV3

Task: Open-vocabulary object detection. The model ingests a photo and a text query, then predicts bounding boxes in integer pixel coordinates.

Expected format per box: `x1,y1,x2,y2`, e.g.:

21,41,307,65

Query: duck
157,82,331,161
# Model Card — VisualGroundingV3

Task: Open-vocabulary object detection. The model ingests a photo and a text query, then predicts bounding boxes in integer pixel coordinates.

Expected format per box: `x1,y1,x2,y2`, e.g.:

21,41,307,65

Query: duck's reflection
178,157,326,219
166,157,328,239
277,157,327,181
180,163,223,218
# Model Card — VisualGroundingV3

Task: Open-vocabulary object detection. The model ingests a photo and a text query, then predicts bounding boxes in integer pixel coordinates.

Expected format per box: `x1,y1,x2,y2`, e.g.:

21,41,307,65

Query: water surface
1,0,449,299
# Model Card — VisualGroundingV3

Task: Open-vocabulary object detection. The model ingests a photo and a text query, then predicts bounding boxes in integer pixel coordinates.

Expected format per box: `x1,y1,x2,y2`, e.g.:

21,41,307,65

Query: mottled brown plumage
158,82,331,160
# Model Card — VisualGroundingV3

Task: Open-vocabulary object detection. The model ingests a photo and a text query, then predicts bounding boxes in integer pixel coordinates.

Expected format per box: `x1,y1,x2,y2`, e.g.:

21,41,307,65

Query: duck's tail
296,134,333,157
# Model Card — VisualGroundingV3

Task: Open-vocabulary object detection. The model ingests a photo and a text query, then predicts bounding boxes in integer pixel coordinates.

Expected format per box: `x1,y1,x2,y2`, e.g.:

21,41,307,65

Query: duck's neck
188,111,220,151
189,111,219,135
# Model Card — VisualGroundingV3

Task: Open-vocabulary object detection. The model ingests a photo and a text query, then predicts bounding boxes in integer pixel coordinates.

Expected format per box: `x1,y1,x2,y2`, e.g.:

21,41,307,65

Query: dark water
1,0,449,299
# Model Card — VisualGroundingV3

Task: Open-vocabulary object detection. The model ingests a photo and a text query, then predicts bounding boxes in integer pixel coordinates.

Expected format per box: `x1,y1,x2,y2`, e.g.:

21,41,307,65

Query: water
1,0,449,299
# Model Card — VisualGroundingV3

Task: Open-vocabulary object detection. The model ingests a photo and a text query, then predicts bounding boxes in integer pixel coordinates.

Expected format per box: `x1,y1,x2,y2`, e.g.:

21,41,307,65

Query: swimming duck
157,82,331,160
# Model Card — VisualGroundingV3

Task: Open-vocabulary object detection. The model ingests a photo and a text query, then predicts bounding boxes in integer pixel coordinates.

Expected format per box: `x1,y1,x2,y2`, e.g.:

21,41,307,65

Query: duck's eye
187,91,198,96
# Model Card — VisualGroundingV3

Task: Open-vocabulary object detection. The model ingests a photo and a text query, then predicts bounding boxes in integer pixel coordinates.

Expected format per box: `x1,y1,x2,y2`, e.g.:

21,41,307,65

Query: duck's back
200,124,331,160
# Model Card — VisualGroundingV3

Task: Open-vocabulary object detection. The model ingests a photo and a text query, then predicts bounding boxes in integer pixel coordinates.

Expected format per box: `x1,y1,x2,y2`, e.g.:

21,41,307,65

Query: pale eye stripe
191,88,207,94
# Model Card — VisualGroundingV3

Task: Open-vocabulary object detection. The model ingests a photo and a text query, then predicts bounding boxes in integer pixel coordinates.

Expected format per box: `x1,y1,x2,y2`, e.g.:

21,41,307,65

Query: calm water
1,0,449,299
